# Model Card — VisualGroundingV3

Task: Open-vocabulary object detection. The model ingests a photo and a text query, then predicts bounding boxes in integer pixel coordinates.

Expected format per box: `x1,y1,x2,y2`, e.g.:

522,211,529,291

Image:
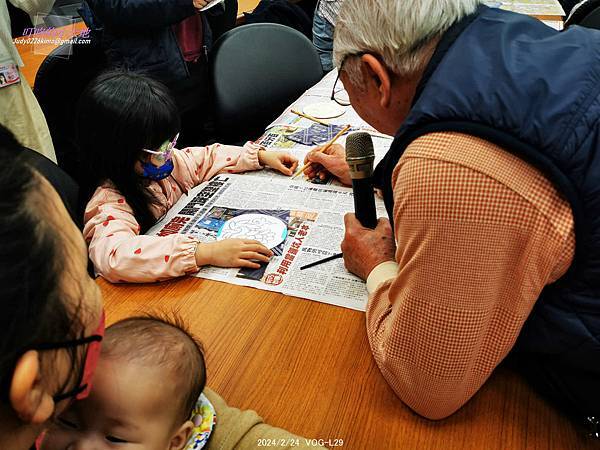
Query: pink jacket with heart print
82,142,262,283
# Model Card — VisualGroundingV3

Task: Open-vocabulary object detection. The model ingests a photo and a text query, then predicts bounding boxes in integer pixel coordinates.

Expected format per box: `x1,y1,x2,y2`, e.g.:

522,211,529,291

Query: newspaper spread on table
482,0,564,18
148,71,394,311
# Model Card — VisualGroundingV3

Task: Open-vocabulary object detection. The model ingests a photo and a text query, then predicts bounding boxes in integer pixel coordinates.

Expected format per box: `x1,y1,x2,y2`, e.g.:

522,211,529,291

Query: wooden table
237,0,261,19
100,276,595,449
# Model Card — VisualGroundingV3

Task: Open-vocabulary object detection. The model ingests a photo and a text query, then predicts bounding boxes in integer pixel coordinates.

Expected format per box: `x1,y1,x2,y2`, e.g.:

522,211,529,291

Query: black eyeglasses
331,72,350,107
29,311,105,403
32,334,103,403
330,52,366,107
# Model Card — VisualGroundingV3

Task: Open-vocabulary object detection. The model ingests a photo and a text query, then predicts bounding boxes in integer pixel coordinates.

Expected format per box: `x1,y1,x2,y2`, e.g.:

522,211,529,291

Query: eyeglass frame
142,133,180,165
32,335,103,402
331,52,366,107
28,311,105,403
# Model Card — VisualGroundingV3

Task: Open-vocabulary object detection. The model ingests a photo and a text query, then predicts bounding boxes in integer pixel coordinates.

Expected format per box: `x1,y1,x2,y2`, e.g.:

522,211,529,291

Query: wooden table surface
237,0,260,18
99,276,595,449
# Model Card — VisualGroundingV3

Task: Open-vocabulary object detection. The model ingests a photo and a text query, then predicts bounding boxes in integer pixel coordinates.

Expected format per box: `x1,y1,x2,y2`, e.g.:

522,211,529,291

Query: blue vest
375,6,600,412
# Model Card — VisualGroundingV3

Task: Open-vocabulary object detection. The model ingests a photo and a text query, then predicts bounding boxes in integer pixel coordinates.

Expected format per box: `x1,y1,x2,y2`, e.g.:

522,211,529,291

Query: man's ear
169,420,194,450
360,54,393,108
9,350,55,425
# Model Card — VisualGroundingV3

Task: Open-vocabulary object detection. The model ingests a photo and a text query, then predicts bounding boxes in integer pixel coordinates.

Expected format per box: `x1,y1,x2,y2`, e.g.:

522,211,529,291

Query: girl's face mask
140,133,179,181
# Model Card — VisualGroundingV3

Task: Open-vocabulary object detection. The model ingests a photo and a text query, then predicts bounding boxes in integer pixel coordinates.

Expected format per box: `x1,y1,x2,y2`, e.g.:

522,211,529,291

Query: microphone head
345,132,374,179
345,132,374,161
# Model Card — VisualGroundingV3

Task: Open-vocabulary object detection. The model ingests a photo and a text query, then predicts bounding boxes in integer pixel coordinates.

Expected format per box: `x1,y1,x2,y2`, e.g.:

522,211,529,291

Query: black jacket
82,0,211,84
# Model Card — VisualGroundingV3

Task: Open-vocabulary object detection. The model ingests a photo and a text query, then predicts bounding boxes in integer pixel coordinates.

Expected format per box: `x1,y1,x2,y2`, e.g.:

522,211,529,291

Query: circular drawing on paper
217,214,288,249
303,102,346,119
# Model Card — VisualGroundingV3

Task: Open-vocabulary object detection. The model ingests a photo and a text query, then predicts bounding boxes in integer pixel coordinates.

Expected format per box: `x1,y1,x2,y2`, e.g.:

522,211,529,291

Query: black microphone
299,132,377,271
345,132,377,229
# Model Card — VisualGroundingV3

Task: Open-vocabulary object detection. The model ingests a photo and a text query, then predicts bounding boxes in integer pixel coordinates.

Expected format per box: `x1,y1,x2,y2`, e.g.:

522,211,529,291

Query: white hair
334,0,481,83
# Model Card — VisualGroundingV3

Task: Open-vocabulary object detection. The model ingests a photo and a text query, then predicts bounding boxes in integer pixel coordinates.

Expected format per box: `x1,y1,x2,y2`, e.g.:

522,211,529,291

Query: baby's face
43,356,188,449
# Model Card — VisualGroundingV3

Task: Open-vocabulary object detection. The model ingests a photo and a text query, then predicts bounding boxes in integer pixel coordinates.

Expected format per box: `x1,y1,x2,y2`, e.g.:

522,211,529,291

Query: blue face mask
140,158,174,181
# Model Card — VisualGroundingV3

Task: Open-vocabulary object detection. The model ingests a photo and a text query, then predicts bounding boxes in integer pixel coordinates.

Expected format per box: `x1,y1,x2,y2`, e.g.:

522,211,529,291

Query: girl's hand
258,150,298,176
193,0,209,9
195,239,273,268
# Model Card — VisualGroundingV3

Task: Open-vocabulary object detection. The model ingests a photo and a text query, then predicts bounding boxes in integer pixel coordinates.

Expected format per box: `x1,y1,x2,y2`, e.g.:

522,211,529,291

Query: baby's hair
103,314,206,422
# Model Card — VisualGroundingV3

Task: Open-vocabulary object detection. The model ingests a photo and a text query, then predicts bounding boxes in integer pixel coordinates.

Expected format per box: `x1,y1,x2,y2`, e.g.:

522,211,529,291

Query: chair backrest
34,33,106,180
210,23,323,143
565,0,600,29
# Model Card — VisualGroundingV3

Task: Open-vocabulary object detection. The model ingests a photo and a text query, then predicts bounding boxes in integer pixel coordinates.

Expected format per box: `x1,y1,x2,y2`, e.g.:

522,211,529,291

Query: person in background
81,0,218,145
205,0,238,41
303,0,600,426
82,0,211,86
0,140,104,450
78,71,298,284
312,0,344,72
0,0,57,162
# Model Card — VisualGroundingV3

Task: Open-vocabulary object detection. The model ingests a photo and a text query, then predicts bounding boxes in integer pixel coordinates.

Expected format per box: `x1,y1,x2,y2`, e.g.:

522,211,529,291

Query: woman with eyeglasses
77,71,299,284
0,136,104,449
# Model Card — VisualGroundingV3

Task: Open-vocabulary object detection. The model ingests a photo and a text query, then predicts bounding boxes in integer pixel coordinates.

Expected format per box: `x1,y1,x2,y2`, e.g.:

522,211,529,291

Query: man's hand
341,214,396,280
303,143,352,186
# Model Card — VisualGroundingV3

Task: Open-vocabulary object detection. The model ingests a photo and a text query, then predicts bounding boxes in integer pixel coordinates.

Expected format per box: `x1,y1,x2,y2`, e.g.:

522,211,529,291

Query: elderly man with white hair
303,0,600,423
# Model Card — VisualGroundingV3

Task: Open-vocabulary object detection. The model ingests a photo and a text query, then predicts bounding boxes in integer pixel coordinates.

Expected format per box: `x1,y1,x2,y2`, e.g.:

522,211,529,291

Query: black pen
300,252,343,270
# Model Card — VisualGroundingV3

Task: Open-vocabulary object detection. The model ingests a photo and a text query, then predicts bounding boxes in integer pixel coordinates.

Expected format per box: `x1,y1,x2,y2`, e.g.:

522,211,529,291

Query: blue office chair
210,23,323,143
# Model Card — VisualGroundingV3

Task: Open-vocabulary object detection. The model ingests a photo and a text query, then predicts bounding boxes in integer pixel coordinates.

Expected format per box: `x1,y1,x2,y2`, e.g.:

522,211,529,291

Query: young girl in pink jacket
77,71,298,283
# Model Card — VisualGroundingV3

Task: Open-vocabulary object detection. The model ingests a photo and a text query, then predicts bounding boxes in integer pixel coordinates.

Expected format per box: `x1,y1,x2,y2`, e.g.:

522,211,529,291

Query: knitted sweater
204,388,325,450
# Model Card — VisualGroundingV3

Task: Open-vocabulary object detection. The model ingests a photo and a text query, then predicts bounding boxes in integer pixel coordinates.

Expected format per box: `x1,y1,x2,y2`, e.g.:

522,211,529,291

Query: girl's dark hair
0,127,86,403
76,70,180,232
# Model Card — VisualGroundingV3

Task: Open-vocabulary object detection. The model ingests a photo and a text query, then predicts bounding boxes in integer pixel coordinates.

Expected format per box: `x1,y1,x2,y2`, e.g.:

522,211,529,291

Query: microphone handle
351,177,378,229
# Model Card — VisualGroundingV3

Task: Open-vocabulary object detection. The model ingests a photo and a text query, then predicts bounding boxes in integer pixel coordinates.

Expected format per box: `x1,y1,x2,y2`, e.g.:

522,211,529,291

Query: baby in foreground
43,316,208,449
